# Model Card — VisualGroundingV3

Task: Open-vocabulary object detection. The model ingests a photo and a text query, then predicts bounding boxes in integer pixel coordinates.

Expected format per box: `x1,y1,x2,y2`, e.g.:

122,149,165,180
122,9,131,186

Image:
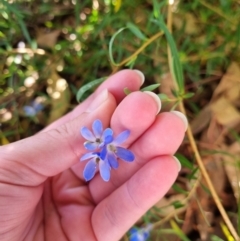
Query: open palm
0,70,186,241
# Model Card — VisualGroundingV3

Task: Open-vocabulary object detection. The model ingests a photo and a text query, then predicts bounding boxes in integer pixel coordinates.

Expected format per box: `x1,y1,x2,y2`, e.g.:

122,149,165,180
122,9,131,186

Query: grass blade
76,77,106,102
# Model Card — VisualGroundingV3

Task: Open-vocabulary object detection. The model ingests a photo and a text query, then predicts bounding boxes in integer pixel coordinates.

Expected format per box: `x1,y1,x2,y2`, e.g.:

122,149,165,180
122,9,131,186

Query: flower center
108,144,116,153
96,138,101,144
96,157,100,163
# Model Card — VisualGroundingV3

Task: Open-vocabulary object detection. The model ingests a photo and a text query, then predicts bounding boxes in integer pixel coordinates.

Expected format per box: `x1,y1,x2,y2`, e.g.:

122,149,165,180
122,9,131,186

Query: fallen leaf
223,142,240,200
173,12,199,35
210,97,240,127
212,62,240,103
190,105,212,135
36,29,61,48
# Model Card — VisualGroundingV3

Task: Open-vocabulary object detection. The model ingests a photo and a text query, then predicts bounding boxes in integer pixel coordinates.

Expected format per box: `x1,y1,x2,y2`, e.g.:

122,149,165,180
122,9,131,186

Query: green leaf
183,92,195,99
158,93,169,100
211,235,225,241
155,16,184,94
123,87,132,95
171,200,184,209
140,84,160,92
187,167,199,180
170,220,191,241
152,0,166,18
76,77,106,102
126,22,148,41
172,183,188,194
175,154,193,169
109,27,127,66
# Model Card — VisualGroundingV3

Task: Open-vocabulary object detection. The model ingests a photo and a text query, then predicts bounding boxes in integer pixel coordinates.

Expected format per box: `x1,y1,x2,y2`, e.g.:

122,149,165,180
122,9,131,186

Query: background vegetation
1,0,240,240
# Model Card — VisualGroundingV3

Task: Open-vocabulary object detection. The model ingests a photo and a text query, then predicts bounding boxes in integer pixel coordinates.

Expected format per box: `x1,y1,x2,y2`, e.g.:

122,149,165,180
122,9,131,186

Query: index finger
44,69,144,131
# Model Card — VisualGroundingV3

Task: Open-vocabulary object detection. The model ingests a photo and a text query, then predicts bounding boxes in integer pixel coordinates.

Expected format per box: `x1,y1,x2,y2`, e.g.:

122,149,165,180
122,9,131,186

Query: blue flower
80,146,111,181
80,119,113,151
23,100,44,116
129,224,152,241
80,119,135,182
106,130,135,169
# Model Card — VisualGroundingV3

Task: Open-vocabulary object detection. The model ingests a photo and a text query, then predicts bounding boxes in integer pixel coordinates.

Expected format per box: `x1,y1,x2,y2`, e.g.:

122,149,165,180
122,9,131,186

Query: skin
0,70,186,241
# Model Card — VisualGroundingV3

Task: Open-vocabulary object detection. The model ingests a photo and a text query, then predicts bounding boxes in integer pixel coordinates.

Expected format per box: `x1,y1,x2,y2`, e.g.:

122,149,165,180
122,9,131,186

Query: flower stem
111,31,163,73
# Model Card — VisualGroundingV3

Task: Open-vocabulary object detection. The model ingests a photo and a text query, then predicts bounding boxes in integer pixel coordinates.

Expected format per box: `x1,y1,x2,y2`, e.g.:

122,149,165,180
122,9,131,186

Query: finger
72,91,160,180
0,90,116,186
90,110,186,203
44,69,144,131
92,156,179,241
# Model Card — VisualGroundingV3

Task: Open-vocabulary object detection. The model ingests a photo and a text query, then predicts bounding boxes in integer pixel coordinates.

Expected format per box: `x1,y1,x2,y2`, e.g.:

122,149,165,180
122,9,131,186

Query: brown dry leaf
205,117,225,145
190,105,212,135
173,12,199,35
212,62,240,103
210,96,240,127
223,142,240,200
36,29,61,48
46,71,71,124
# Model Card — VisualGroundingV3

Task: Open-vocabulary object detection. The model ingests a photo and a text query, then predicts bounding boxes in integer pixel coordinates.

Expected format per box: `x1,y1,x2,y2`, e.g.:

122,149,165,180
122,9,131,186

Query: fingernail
170,111,188,131
86,89,109,112
173,156,181,172
133,69,145,86
144,91,161,114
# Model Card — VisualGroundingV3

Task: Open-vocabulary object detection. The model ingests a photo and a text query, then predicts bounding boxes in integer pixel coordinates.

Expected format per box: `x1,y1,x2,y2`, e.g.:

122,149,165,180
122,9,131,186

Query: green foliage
76,77,106,102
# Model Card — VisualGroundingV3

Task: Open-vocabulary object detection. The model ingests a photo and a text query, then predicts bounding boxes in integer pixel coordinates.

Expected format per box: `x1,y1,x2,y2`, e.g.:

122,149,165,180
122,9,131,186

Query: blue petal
23,106,37,116
92,119,103,138
143,231,150,239
130,232,148,241
99,160,111,181
99,146,107,160
108,152,119,169
84,141,98,151
80,152,96,161
102,128,113,139
129,228,138,235
83,159,97,181
33,102,44,112
104,135,114,144
81,127,95,141
116,147,135,162
113,130,130,145
129,233,141,241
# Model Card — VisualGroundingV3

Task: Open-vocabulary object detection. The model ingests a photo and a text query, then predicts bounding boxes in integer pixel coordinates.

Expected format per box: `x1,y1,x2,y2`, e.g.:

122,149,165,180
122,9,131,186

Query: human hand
0,70,187,241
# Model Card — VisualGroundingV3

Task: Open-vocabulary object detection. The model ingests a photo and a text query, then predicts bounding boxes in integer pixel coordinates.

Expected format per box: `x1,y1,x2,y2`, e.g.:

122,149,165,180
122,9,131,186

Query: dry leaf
210,97,240,127
212,62,240,103
223,142,240,200
36,29,61,48
173,13,199,35
190,105,212,135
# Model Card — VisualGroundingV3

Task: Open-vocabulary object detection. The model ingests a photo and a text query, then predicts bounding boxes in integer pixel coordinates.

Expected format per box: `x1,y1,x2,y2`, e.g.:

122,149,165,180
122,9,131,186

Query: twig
111,31,163,73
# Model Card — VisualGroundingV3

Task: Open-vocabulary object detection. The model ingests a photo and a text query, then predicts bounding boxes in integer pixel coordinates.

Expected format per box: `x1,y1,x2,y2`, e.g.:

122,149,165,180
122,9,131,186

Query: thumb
0,90,116,186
